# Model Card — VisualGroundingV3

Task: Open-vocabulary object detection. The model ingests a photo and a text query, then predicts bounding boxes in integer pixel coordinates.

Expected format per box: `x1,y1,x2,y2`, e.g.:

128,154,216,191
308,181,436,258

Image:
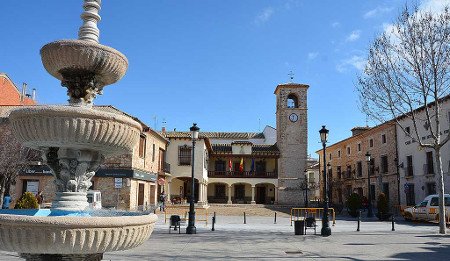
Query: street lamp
186,123,199,234
304,169,309,208
319,125,331,237
365,152,374,218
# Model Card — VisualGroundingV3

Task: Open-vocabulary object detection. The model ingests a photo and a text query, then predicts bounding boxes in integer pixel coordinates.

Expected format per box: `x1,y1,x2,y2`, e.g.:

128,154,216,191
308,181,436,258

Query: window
357,143,361,152
138,135,146,158
152,144,155,162
405,126,411,135
381,155,388,173
426,182,436,195
337,150,341,158
430,197,439,206
329,153,332,160
215,160,226,172
382,183,389,200
347,146,351,155
406,155,413,176
337,166,342,179
256,160,266,174
369,158,375,176
178,145,192,165
346,165,352,178
287,94,298,108
425,151,434,175
382,134,386,144
357,161,362,177
369,139,374,148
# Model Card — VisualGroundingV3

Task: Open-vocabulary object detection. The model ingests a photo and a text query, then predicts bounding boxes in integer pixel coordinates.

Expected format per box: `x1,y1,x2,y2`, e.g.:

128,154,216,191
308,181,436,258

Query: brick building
316,122,400,208
0,73,36,106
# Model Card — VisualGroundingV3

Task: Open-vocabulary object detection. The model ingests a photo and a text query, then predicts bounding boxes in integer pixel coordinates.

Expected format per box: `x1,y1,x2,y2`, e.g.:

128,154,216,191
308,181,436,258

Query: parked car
402,194,450,223
87,190,102,210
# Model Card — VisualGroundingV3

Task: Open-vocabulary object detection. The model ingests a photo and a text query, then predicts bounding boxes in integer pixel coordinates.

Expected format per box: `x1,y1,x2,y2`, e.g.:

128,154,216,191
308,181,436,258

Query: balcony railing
208,170,277,178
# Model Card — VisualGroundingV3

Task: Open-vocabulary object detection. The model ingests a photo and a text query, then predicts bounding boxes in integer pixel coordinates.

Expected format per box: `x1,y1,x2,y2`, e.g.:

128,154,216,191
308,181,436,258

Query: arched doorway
255,183,276,204
207,182,229,203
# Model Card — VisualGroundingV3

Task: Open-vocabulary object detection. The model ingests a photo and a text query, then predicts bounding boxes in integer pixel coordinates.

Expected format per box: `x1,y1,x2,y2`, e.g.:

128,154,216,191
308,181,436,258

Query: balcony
159,162,171,174
208,170,278,178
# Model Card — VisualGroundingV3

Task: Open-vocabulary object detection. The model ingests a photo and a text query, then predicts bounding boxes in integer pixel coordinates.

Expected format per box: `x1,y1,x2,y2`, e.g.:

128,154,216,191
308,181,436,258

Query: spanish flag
228,158,233,171
239,157,244,172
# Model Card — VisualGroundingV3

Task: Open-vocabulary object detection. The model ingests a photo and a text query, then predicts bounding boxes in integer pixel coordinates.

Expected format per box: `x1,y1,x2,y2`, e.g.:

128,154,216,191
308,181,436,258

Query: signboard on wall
26,181,39,195
114,178,123,189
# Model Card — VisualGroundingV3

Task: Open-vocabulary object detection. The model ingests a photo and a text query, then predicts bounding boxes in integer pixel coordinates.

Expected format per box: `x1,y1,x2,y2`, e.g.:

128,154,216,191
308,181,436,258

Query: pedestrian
36,191,44,208
159,191,166,212
2,194,11,209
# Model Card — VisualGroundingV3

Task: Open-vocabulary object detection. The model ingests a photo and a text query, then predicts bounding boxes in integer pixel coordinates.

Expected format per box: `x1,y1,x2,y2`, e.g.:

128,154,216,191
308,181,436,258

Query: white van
87,190,102,210
403,194,450,223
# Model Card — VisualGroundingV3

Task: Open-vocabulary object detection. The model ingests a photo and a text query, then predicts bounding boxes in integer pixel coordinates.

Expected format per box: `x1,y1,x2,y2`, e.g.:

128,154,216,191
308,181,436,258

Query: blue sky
0,0,445,156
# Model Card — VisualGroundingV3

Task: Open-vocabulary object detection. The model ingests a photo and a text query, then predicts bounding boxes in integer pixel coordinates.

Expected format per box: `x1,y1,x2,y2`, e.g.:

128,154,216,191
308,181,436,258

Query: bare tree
0,124,40,208
357,6,450,234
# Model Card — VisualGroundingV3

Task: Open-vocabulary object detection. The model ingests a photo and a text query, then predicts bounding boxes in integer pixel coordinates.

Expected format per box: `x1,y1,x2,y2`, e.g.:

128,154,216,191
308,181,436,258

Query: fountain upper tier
41,40,128,105
9,105,141,156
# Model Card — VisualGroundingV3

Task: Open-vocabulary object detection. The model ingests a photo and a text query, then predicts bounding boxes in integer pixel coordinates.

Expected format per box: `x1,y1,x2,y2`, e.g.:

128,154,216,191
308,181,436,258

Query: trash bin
294,220,305,235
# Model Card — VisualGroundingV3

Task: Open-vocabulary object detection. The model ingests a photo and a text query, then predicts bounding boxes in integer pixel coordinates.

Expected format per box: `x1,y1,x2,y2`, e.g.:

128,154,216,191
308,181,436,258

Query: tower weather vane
288,71,294,82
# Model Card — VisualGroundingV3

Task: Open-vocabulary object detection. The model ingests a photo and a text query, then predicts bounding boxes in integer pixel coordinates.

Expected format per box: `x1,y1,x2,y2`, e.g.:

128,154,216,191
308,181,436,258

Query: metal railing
164,206,209,226
290,207,336,226
208,170,277,178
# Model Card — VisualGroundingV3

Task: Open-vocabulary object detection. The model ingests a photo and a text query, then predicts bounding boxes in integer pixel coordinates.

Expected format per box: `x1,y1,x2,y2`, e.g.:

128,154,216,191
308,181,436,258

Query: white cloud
336,55,367,73
363,6,394,19
254,7,274,25
307,52,319,60
419,0,450,14
331,22,340,28
346,30,361,42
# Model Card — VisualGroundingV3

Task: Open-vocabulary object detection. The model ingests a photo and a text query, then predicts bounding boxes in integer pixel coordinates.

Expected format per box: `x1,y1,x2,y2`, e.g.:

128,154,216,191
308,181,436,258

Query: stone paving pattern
1,213,449,260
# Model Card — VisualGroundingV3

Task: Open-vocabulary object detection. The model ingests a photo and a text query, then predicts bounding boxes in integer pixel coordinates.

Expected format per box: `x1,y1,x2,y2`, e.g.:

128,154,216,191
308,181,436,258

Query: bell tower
275,82,309,205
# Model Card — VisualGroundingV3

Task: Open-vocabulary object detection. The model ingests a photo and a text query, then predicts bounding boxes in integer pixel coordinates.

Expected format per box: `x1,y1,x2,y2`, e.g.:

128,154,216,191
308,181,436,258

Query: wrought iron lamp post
186,123,199,234
304,169,309,208
319,126,331,236
365,152,374,218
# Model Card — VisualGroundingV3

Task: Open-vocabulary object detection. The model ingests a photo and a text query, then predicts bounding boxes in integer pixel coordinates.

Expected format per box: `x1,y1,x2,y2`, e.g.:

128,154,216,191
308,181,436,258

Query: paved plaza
1,213,449,260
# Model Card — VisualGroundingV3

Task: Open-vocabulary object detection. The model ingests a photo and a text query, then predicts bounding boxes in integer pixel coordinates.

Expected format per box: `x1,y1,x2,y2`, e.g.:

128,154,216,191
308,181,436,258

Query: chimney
21,83,27,102
351,127,371,136
162,126,166,133
32,88,36,101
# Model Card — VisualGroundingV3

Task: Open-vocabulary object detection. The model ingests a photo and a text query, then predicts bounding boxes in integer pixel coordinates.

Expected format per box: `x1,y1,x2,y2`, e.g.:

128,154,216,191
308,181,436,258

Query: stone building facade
164,82,310,206
316,122,400,208
275,83,309,205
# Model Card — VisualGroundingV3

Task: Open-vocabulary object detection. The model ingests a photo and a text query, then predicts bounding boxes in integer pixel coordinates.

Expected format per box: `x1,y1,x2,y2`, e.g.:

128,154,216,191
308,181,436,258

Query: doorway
256,186,266,204
234,184,245,203
138,183,145,206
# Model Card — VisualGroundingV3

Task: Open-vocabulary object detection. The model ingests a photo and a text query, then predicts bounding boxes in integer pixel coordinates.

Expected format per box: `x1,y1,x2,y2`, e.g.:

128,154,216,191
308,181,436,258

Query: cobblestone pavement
1,213,449,260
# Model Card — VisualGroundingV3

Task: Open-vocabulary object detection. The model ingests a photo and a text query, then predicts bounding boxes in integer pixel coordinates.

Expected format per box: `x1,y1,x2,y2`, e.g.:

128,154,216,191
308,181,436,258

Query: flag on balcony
239,157,244,172
228,158,233,171
250,158,255,173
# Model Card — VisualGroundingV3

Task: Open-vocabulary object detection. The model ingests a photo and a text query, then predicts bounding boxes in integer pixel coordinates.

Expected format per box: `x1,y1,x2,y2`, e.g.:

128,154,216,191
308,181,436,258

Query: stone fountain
0,1,157,260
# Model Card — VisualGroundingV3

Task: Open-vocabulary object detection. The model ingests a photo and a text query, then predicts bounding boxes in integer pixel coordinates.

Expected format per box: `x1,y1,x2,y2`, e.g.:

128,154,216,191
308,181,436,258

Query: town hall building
163,82,311,205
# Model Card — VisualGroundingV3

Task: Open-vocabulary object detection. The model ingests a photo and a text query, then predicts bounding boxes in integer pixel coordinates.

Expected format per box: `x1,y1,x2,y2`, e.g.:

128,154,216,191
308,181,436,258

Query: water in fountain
0,1,158,260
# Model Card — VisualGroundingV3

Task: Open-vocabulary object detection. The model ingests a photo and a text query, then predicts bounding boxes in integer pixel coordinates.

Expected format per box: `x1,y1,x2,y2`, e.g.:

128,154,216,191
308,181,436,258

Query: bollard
274,212,277,224
212,216,215,231
357,210,361,232
244,212,246,224
391,215,395,231
153,209,156,214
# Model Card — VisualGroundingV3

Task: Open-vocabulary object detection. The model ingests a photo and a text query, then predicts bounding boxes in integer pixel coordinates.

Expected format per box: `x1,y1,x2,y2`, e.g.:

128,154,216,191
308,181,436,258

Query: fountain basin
9,105,141,156
0,210,157,254
40,40,128,87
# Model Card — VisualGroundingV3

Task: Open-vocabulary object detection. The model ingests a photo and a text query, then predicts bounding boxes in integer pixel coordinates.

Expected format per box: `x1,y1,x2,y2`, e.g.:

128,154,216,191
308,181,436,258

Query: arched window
287,94,298,108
